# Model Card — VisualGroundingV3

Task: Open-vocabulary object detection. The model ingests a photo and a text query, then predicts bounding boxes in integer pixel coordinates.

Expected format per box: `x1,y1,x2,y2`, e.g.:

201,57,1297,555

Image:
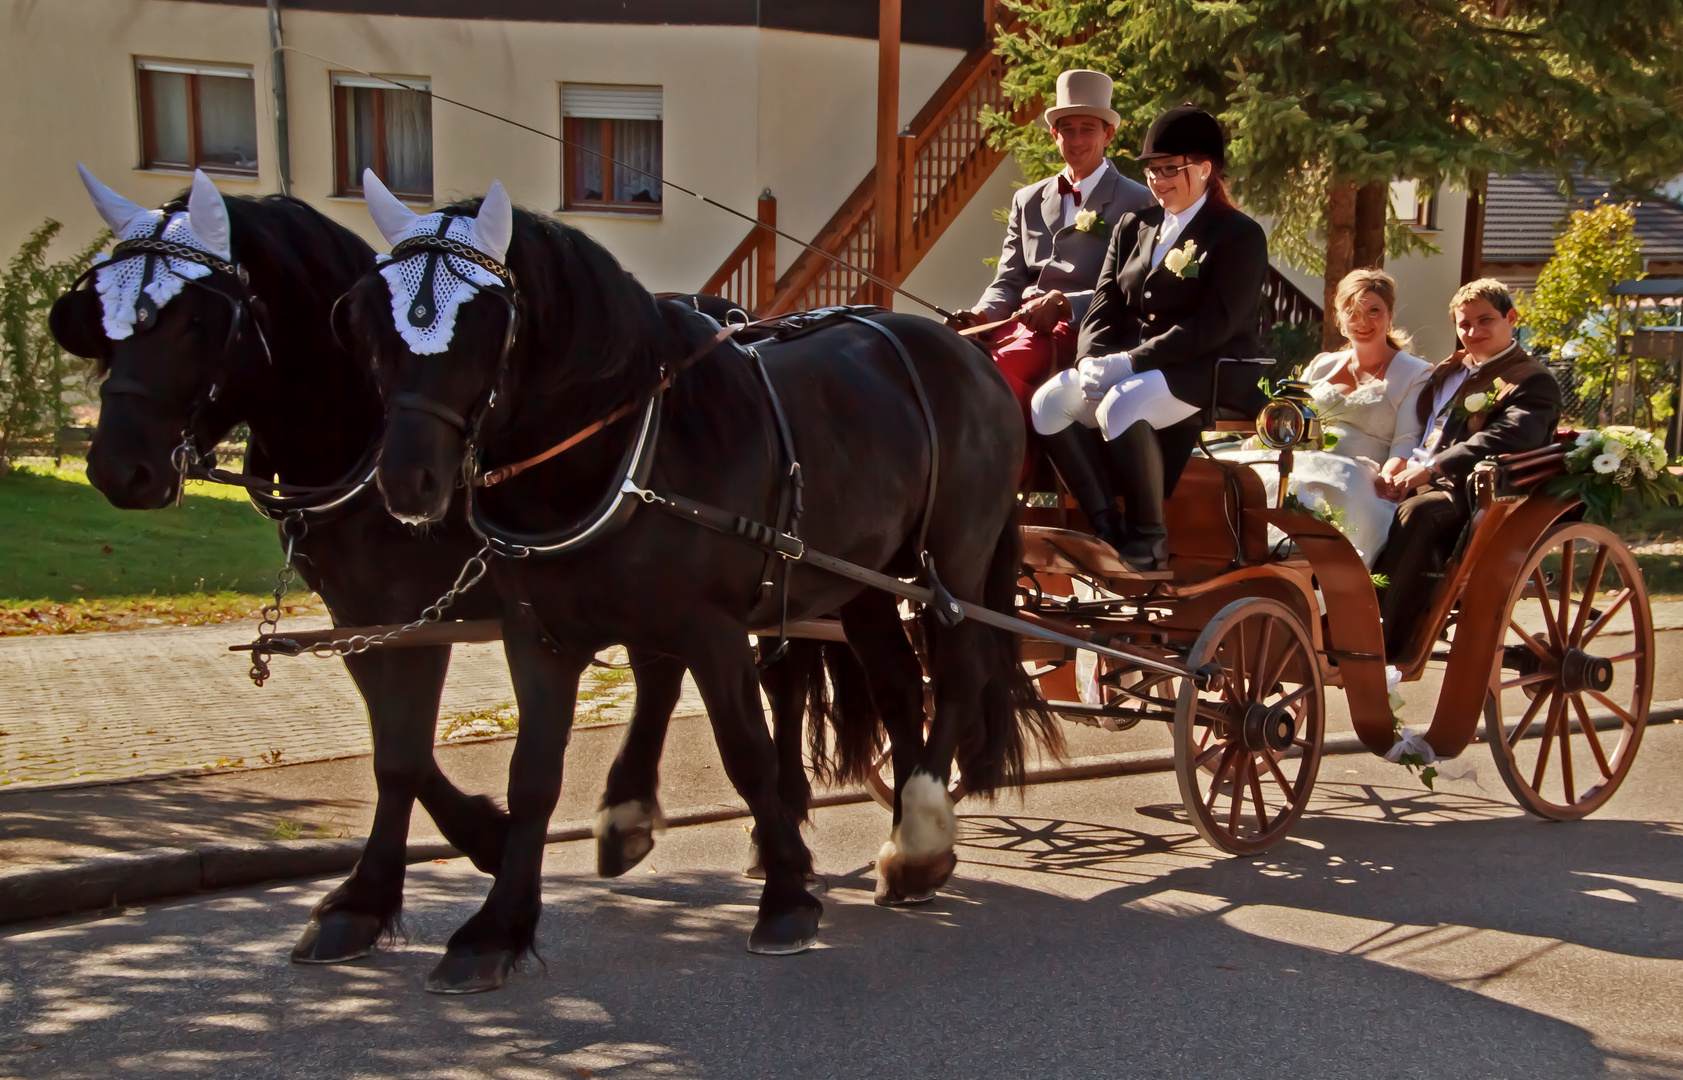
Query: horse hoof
424,949,516,995
874,849,958,908
290,911,384,964
595,802,661,878
746,907,820,956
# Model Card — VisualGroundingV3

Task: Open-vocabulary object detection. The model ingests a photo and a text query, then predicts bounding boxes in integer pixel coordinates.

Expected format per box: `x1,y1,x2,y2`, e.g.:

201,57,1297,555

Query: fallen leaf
101,545,114,554
576,1068,595,1078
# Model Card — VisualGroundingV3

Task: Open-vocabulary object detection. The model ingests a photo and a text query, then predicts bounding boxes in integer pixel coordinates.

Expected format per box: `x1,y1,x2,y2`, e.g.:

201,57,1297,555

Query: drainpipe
267,0,292,196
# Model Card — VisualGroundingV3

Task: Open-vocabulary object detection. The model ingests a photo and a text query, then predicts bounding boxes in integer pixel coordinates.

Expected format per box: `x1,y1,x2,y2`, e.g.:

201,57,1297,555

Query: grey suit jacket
974,162,1154,325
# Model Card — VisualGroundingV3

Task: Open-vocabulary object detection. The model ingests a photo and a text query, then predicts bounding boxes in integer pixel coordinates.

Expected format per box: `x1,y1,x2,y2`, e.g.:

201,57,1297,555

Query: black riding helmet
1137,103,1226,167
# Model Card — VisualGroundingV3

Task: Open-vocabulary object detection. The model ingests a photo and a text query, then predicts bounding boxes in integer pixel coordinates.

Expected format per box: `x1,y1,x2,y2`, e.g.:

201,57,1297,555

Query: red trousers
991,320,1076,487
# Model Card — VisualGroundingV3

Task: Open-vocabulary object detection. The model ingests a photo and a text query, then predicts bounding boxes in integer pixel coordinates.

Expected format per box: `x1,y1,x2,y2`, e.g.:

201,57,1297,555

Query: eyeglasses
1143,163,1193,180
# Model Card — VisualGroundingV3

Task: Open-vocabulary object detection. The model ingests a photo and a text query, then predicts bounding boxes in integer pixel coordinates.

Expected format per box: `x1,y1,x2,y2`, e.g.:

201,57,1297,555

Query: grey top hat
1042,69,1121,130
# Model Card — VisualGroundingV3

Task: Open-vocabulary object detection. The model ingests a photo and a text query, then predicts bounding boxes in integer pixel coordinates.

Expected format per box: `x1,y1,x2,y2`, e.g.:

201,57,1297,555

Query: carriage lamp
1255,380,1321,451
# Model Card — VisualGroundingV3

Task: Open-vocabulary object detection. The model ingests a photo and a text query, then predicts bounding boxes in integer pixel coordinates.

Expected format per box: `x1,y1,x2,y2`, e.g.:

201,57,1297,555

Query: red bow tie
1057,174,1082,206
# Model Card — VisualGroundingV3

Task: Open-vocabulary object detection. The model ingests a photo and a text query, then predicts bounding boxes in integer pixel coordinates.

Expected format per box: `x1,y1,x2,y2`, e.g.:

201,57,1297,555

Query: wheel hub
1560,649,1613,694
1241,703,1296,753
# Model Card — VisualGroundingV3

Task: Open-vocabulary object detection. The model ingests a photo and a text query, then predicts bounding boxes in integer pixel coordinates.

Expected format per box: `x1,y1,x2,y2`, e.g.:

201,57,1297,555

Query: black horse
341,178,1057,992
46,168,760,963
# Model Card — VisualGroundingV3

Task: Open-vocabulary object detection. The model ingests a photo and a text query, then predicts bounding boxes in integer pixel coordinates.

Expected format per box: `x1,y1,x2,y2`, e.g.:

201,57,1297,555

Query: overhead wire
278,45,955,319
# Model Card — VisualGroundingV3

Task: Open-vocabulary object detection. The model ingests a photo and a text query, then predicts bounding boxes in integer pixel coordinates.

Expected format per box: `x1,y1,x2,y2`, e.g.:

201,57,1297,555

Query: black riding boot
1040,425,1125,552
1100,421,1169,572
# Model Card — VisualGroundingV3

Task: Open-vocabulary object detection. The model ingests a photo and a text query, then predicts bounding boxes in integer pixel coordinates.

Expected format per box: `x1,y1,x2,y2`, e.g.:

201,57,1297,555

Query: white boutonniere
1073,208,1105,234
1163,238,1200,279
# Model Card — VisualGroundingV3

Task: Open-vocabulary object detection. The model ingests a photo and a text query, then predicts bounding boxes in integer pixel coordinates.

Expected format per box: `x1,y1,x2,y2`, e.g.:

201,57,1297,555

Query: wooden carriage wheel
1485,521,1653,819
1174,597,1326,856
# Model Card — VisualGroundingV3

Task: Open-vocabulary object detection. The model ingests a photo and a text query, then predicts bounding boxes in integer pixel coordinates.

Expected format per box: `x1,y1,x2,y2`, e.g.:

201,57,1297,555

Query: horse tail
954,504,1063,796
806,642,884,787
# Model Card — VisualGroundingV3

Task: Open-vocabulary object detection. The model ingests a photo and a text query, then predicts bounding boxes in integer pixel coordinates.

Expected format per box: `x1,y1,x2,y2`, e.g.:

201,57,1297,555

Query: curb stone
3,705,1676,928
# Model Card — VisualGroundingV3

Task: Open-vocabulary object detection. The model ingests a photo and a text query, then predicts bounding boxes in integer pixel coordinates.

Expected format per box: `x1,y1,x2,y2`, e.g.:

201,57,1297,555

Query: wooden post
755,189,777,314
1460,171,1487,285
875,0,901,304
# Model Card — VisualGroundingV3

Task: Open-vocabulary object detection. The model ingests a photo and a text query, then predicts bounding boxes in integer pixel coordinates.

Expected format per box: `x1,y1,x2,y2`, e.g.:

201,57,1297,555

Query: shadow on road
4,796,1679,1079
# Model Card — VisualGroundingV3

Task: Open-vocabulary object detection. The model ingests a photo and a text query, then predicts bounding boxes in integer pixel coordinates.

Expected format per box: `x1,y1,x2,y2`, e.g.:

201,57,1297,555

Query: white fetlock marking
891,772,956,862
594,799,663,840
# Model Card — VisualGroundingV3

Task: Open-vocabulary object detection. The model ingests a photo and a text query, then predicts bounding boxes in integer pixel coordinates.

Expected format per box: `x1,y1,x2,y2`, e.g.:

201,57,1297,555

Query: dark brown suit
1372,341,1562,656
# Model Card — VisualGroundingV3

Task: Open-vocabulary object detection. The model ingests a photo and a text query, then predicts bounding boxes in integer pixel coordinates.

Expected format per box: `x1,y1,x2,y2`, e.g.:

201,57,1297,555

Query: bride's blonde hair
1334,269,1414,354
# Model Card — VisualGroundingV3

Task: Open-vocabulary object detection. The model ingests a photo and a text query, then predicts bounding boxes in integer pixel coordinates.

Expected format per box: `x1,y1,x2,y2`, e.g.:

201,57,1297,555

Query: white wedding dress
1216,349,1434,567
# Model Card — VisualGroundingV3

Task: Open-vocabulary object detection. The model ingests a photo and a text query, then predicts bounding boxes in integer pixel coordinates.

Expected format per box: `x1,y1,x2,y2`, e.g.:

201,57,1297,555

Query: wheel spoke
1586,688,1640,729
1228,753,1250,834
1581,588,1634,647
1509,620,1554,662
1193,742,1225,771
1556,539,1575,643
1601,650,1645,665
1263,751,1296,801
1530,693,1566,791
1205,745,1238,817
1508,684,1553,748
1557,688,1576,804
1249,617,1276,702
1248,762,1272,833
1570,693,1613,780
1570,545,1609,647
1500,671,1555,692
1532,568,1560,647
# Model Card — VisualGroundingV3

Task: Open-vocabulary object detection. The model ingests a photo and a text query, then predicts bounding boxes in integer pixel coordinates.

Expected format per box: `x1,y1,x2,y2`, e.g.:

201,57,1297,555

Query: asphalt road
3,724,1680,1079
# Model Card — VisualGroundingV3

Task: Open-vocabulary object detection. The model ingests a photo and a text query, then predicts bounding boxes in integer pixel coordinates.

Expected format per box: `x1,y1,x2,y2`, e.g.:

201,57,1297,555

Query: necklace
1346,345,1397,386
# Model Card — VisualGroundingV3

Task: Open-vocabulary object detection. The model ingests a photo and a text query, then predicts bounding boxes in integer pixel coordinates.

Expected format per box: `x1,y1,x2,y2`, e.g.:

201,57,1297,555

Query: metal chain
248,515,305,686
304,545,492,660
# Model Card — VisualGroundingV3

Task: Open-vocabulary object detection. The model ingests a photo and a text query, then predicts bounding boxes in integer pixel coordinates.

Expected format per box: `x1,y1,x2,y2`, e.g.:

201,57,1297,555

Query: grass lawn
0,459,322,633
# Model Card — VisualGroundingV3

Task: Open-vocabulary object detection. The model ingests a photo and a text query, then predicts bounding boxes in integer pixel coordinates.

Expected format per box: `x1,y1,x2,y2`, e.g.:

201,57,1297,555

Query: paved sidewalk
0,619,701,790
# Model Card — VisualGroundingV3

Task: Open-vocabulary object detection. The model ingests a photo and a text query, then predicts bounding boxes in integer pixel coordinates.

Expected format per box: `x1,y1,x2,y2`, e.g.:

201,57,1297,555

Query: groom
1372,279,1562,658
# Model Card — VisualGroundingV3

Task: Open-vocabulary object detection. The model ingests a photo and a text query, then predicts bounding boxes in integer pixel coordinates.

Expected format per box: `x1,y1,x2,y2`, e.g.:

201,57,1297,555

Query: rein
475,324,736,489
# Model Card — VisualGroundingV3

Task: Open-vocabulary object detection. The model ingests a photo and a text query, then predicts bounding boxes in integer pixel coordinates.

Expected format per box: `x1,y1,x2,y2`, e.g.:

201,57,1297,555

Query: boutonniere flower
1454,377,1509,432
1163,238,1200,279
1073,208,1105,234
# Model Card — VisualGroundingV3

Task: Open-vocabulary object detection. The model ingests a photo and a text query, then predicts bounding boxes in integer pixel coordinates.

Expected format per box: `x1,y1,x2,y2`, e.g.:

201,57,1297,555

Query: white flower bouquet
1549,424,1683,522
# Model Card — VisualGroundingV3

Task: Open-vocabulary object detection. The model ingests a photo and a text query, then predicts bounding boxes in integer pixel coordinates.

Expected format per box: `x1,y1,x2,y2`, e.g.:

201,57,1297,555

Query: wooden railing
702,22,1028,316
699,192,778,312
1259,266,1323,334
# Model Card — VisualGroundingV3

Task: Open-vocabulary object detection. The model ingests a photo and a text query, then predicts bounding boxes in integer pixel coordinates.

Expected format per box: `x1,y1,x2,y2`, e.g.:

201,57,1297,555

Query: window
136,59,258,175
333,75,432,199
1390,180,1439,231
562,84,663,215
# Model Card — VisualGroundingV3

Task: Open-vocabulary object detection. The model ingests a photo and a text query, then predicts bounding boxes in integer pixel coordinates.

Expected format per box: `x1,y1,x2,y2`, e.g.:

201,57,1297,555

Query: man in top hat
947,70,1153,441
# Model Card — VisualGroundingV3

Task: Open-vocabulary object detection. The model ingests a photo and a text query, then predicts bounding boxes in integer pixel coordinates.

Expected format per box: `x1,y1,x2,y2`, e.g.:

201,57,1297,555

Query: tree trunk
1322,175,1358,351
1353,181,1388,270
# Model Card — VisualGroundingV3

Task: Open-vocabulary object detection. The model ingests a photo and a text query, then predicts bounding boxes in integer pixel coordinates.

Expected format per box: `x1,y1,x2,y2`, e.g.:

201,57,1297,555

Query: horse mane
443,198,713,432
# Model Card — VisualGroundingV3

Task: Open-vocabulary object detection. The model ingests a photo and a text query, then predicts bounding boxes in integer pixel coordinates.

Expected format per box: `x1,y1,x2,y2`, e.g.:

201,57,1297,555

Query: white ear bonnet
78,165,233,341
365,171,513,356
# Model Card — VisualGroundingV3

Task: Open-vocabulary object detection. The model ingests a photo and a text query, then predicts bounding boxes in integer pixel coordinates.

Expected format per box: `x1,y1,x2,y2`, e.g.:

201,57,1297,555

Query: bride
1220,269,1433,566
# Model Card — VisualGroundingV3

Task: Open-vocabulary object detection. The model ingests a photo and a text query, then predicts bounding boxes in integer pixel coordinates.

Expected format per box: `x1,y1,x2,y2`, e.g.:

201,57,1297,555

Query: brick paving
0,618,704,790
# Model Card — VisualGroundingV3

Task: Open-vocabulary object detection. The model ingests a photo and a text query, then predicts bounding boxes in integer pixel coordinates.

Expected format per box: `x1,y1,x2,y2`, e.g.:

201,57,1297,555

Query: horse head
51,165,265,508
349,171,673,527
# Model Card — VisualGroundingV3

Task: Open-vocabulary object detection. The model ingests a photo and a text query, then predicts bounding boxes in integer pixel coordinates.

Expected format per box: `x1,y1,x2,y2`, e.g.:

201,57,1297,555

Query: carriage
254,339,1655,859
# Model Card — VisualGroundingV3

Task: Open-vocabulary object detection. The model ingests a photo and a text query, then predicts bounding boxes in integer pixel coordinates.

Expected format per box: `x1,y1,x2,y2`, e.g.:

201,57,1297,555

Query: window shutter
562,84,662,121
137,59,251,80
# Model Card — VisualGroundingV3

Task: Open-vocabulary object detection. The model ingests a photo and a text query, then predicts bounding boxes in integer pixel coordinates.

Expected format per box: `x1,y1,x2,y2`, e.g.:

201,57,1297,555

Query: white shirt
1150,191,1209,269
1058,159,1112,229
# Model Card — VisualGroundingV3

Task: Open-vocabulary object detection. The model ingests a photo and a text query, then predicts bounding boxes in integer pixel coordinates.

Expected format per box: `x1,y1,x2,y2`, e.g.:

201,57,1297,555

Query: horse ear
363,169,420,246
49,287,110,362
186,170,232,259
77,162,150,236
473,180,513,263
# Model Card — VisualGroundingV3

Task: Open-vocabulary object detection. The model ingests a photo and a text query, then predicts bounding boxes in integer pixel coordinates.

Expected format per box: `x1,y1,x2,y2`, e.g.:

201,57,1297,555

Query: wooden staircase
702,25,1029,316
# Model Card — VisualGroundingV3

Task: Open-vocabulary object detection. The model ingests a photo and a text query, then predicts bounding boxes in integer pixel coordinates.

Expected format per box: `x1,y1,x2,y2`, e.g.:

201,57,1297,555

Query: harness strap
746,343,805,665
622,479,1195,682
475,324,736,489
840,314,962,626
390,391,471,434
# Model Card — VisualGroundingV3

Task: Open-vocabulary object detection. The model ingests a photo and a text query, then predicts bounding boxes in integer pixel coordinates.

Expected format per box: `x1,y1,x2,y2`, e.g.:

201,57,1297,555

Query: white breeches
1031,362,1200,440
